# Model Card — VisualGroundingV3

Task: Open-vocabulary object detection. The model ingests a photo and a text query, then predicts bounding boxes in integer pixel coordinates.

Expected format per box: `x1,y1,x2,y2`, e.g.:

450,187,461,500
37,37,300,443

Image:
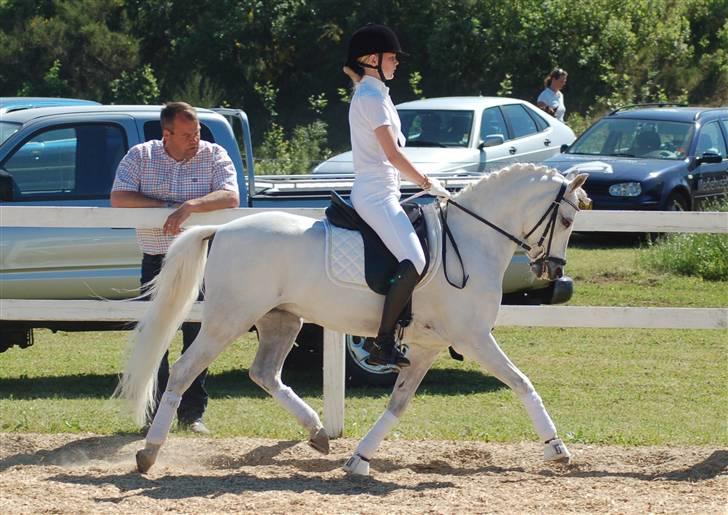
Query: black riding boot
366,259,420,368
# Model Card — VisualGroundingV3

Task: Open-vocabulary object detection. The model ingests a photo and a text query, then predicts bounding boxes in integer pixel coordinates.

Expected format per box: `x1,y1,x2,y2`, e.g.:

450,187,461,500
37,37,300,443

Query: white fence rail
1,206,727,232
1,206,727,437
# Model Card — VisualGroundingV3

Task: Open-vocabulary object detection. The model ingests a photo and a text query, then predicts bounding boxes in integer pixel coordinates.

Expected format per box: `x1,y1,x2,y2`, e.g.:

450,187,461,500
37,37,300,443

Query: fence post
322,329,345,438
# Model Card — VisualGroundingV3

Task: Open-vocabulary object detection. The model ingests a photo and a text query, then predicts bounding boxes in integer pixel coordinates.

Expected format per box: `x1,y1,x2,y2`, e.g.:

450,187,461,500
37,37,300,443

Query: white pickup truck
0,103,573,385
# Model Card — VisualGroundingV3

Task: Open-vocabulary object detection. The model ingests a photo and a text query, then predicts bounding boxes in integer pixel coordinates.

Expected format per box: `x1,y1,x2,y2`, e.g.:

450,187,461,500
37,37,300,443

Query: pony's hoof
308,426,330,455
544,438,571,464
135,444,160,474
343,453,370,476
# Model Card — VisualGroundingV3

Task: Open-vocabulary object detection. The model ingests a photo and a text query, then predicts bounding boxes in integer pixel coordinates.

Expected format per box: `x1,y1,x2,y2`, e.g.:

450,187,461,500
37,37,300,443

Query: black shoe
364,336,410,368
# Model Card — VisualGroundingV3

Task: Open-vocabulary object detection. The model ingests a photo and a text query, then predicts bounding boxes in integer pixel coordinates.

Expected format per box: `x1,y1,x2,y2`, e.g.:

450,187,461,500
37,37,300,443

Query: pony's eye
561,216,572,228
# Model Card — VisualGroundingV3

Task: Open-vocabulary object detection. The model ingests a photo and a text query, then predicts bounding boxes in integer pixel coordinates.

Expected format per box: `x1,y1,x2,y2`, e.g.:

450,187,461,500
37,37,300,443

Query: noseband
439,181,574,289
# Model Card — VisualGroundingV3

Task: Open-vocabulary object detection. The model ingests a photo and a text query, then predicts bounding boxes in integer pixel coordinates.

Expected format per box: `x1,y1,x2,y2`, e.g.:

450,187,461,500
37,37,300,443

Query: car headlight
609,182,642,197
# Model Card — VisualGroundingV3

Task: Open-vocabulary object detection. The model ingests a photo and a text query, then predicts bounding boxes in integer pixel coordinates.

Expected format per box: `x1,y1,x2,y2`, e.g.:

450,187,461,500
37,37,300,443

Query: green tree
0,0,140,101
109,64,160,104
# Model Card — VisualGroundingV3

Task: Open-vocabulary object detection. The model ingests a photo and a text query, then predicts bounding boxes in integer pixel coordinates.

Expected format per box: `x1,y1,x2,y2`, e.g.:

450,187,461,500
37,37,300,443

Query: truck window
143,121,215,143
1,124,127,201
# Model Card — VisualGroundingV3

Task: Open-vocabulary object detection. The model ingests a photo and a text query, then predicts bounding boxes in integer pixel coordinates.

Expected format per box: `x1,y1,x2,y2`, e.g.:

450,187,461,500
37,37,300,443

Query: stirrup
363,337,410,368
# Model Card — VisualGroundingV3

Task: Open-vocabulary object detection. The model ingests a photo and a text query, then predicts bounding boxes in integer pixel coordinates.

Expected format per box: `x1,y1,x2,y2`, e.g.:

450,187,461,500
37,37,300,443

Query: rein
439,182,569,289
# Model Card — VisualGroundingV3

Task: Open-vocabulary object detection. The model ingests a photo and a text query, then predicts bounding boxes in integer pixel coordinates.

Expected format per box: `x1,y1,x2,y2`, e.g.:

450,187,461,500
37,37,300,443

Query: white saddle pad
324,203,442,292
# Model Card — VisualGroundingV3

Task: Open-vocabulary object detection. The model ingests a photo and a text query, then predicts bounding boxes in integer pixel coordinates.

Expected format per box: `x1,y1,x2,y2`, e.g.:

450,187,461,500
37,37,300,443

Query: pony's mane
454,163,560,199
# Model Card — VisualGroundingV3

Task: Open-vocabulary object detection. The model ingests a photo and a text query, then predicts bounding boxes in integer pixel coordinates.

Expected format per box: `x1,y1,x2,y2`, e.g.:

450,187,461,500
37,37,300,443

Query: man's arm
110,190,166,208
162,189,239,235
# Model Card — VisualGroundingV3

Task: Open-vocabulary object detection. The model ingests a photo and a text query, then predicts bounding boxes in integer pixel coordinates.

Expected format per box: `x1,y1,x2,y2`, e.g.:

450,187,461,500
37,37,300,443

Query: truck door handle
544,139,551,146
509,147,517,155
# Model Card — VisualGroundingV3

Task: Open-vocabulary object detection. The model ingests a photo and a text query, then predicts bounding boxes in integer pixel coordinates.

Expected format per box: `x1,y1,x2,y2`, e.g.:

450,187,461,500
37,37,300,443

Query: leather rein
438,181,575,289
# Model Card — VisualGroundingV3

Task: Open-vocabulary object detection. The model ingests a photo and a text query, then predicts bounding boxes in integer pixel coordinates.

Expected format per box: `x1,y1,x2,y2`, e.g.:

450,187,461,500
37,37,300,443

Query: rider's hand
426,177,451,199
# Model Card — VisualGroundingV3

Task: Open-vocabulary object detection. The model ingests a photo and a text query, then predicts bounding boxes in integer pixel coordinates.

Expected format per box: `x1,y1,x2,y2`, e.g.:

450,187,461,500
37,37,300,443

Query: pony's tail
113,225,218,426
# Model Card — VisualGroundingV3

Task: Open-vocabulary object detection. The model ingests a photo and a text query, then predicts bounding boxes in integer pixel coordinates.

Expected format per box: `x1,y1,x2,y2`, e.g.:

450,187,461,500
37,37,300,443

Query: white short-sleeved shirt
349,76,406,178
537,87,566,122
112,140,238,254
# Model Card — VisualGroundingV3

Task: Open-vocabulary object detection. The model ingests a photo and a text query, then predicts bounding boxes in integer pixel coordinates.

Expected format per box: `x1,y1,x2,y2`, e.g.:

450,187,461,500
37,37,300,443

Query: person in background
111,101,239,434
537,68,568,122
342,24,450,369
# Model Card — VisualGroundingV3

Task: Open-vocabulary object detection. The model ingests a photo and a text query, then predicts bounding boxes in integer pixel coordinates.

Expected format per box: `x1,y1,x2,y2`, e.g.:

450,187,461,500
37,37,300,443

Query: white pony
116,163,589,475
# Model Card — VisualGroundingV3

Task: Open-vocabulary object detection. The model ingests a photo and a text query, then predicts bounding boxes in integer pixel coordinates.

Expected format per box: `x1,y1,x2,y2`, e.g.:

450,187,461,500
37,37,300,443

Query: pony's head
449,163,590,282
524,172,590,280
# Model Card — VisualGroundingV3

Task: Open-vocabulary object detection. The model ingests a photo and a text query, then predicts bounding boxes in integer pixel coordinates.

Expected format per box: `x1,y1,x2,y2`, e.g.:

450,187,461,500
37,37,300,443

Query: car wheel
345,335,398,388
666,191,689,211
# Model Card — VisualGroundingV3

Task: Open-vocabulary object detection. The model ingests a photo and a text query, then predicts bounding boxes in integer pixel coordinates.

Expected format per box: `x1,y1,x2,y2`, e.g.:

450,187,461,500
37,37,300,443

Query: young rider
343,24,450,369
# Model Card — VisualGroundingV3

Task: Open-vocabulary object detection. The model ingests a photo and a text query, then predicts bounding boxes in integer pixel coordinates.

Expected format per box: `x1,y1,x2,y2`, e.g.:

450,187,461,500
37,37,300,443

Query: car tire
344,335,398,388
666,191,689,211
291,325,397,388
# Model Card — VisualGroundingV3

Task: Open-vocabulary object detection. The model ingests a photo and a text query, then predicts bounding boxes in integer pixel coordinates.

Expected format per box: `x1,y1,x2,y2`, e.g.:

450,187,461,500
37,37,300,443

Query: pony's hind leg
136,319,246,473
344,345,440,476
458,332,571,463
249,309,329,454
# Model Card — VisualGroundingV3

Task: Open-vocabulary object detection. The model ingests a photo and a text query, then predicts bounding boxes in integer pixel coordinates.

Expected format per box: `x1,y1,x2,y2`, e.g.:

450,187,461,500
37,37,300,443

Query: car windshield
0,121,21,146
568,117,694,160
398,109,474,148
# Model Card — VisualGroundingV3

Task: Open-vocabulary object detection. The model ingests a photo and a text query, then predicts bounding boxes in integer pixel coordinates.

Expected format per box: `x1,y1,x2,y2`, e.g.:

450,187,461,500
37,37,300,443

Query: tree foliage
0,0,725,155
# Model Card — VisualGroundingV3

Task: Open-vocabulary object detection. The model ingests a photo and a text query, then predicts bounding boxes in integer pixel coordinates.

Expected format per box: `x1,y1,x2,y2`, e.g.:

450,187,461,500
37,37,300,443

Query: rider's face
379,52,399,80
363,52,399,80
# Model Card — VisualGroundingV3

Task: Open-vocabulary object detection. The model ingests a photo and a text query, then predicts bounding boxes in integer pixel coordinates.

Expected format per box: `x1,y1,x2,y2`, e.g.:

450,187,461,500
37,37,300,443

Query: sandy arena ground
0,433,725,514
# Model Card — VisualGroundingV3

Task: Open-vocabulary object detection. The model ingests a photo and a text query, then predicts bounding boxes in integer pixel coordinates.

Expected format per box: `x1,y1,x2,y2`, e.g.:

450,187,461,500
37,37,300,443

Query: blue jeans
141,253,208,424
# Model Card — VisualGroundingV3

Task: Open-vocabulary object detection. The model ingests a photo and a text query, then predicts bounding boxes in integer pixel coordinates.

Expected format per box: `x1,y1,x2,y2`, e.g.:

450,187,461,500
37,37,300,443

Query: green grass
1,242,726,446
566,236,728,307
640,233,728,281
1,328,725,446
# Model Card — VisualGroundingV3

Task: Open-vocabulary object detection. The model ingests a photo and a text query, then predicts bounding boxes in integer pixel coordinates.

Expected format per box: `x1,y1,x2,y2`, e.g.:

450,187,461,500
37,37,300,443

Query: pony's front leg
458,331,571,463
344,345,440,476
250,310,329,453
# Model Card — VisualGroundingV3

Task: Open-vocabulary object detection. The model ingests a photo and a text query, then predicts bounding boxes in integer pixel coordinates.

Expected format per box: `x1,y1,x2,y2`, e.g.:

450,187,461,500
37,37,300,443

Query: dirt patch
1,433,726,514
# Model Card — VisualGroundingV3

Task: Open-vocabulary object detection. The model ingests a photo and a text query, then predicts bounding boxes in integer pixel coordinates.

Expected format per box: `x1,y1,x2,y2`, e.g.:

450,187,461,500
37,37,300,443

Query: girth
325,191,430,295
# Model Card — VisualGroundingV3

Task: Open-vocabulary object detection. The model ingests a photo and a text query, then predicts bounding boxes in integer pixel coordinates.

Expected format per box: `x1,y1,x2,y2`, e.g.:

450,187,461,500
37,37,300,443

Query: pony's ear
568,173,588,192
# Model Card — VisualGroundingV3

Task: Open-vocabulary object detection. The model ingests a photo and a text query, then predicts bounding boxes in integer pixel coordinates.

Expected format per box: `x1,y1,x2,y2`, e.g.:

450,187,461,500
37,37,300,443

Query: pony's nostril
555,267,563,278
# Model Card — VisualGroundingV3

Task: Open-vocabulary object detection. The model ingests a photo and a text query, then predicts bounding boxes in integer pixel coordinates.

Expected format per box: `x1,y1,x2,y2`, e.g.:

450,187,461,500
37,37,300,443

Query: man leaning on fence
111,101,239,434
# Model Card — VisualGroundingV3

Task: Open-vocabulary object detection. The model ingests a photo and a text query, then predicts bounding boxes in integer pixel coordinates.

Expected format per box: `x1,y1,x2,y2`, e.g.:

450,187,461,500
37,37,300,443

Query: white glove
426,177,451,199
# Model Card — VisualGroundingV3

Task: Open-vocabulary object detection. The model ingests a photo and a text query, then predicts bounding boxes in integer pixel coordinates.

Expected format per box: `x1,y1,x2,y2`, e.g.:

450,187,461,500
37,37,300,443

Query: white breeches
351,172,426,275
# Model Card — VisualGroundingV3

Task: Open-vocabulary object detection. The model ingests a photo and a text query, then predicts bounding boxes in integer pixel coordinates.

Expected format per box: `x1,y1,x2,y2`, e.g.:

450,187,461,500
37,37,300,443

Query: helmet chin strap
360,53,387,82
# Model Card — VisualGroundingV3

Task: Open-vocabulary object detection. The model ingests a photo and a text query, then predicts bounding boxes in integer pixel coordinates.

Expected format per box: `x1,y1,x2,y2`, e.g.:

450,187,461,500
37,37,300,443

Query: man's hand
163,203,191,235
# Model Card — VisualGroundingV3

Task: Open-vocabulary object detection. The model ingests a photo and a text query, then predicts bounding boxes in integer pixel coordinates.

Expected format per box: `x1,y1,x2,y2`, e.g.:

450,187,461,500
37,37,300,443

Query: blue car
543,105,728,210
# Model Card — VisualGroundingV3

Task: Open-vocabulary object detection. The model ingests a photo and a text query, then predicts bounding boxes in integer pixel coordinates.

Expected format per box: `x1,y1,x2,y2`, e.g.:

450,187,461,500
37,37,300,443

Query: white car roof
396,96,526,111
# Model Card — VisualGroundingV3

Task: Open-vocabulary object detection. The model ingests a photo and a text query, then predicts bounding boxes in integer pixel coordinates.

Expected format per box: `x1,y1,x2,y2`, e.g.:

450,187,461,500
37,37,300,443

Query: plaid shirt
112,140,238,254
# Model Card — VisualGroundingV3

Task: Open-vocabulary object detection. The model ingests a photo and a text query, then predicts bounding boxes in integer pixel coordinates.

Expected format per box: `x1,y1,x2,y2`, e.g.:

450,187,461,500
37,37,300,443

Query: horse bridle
438,181,583,289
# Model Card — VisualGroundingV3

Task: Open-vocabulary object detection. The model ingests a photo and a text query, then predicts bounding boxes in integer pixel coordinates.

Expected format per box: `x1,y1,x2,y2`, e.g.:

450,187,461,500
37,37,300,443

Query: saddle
325,191,430,295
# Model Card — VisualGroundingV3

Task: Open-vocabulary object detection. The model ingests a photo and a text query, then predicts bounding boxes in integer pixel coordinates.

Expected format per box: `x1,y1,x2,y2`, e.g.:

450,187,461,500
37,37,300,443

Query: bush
640,199,728,281
254,120,330,175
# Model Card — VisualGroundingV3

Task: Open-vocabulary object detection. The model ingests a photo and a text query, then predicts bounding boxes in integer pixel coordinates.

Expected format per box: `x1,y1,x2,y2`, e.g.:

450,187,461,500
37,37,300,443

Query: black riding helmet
346,23,404,82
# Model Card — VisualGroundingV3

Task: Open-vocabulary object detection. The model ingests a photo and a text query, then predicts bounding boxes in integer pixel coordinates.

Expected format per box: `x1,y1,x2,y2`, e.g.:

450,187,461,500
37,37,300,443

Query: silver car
313,96,576,175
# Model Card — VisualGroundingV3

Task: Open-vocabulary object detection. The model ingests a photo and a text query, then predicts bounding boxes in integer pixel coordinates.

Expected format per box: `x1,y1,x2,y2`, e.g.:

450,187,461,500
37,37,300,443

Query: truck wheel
344,335,398,388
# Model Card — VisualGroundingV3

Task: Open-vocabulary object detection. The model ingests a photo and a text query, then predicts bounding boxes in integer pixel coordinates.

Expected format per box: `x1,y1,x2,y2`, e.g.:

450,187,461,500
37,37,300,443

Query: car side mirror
695,152,723,165
560,144,570,153
479,135,505,149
